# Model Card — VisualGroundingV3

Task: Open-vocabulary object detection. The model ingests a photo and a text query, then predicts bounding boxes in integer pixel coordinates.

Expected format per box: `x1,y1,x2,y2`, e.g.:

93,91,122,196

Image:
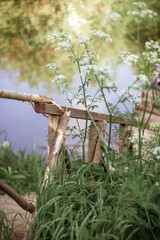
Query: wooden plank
34,102,130,125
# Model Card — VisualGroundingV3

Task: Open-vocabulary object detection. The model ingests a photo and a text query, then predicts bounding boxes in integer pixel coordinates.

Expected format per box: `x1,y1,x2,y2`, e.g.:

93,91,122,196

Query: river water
0,66,133,154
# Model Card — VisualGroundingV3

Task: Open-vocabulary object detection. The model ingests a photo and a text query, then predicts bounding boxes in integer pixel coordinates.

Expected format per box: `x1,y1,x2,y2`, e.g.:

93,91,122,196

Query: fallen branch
0,180,35,213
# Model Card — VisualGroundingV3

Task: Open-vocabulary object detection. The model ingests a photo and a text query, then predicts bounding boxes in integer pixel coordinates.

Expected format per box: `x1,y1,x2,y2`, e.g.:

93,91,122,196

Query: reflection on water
0,1,137,153
0,66,133,153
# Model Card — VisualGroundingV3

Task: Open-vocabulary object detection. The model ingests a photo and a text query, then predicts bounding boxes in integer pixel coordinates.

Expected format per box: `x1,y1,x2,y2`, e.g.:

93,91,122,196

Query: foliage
30,159,160,240
0,0,159,88
29,2,160,239
0,1,160,239
0,210,20,240
0,141,45,194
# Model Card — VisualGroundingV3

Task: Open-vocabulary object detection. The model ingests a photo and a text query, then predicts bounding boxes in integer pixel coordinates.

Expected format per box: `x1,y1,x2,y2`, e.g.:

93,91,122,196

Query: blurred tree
0,0,159,88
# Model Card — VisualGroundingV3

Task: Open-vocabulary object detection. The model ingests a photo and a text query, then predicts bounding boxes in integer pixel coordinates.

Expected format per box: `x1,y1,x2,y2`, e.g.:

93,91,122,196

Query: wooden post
119,124,133,153
42,111,71,185
48,115,60,162
88,120,107,164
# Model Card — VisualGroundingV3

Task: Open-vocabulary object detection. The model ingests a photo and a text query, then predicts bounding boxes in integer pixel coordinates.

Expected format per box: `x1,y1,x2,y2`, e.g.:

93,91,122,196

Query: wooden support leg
48,115,60,163
43,111,71,185
88,120,107,164
119,124,133,153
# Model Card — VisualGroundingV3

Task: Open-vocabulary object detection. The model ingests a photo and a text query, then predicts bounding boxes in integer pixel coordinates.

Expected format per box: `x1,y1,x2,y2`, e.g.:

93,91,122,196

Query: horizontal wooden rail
0,89,151,128
0,89,53,103
34,102,136,126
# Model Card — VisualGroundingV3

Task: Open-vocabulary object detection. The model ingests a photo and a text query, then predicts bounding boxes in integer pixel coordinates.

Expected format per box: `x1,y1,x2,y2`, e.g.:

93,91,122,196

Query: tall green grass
30,151,160,240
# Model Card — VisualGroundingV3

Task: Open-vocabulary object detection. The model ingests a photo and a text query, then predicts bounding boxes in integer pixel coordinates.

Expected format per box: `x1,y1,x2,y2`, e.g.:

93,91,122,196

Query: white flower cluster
153,67,160,80
48,33,73,42
77,36,90,47
54,74,66,81
143,41,160,65
119,51,139,66
129,132,147,151
131,96,141,105
80,52,99,68
48,33,73,52
127,2,157,19
0,140,10,149
80,56,90,66
91,30,112,41
87,64,114,80
153,146,160,159
104,12,121,24
137,74,149,84
132,2,146,8
145,40,160,51
85,63,117,89
46,62,67,86
46,63,59,70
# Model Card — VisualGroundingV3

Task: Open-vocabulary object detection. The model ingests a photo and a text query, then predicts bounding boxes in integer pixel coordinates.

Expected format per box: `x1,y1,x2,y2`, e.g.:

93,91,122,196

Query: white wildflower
46,63,58,70
132,2,146,8
87,64,114,79
53,74,66,83
127,11,139,16
132,96,141,105
80,56,90,66
77,36,90,47
137,74,148,83
57,41,71,51
91,30,112,41
153,146,160,159
145,41,160,51
48,33,73,42
127,9,157,19
153,68,160,80
119,51,139,66
140,9,157,19
1,140,10,149
104,12,121,24
48,33,73,51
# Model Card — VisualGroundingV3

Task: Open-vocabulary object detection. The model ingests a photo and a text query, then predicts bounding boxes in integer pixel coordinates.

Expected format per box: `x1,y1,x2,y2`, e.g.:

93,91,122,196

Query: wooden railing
0,89,149,160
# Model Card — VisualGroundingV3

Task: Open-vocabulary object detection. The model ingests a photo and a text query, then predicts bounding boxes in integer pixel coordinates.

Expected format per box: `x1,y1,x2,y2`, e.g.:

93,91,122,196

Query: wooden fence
0,89,153,162
0,89,138,162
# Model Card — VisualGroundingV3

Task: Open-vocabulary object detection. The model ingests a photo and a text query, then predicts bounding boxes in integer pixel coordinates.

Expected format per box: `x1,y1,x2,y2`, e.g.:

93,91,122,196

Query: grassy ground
0,142,160,240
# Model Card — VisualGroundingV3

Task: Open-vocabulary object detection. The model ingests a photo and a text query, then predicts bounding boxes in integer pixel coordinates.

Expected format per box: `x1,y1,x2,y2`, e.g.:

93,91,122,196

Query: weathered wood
88,120,107,164
137,111,160,128
119,124,129,153
136,102,160,116
35,102,131,125
0,180,35,213
0,89,53,103
64,147,72,174
48,115,60,162
43,111,71,184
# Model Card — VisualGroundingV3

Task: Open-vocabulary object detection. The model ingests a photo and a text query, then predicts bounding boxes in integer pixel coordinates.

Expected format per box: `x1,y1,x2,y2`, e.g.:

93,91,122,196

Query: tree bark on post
119,124,133,153
42,111,71,186
88,120,107,164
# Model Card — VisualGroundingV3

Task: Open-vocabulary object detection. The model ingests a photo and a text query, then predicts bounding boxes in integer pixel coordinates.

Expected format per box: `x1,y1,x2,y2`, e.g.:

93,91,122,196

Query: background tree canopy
0,0,159,89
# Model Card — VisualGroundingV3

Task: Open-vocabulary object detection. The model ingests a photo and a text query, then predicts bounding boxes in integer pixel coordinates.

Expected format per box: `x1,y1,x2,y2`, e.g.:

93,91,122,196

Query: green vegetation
0,140,160,239
0,1,160,239
0,0,159,88
0,141,45,195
